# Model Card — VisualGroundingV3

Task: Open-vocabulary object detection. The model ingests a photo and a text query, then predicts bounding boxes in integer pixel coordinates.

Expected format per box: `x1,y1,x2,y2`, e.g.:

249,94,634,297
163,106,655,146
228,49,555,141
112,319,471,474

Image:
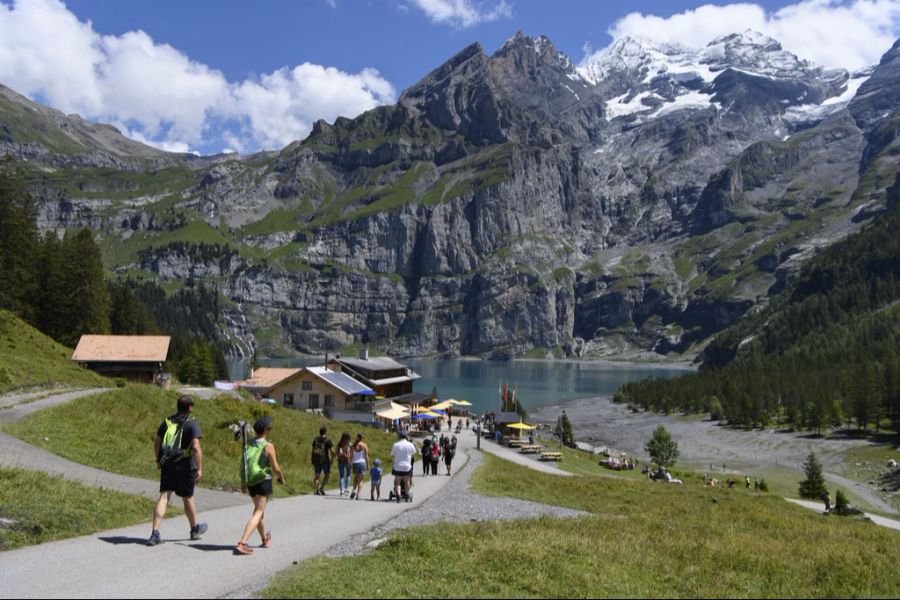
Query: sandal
261,532,272,548
234,542,254,555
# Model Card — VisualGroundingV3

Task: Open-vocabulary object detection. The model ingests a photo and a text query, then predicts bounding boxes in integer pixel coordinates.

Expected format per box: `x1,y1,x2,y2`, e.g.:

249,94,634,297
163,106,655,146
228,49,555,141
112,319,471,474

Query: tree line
615,201,900,435
0,155,227,385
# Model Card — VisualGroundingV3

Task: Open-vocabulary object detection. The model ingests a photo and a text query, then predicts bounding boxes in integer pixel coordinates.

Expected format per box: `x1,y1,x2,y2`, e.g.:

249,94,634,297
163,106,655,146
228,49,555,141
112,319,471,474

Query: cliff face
5,32,900,359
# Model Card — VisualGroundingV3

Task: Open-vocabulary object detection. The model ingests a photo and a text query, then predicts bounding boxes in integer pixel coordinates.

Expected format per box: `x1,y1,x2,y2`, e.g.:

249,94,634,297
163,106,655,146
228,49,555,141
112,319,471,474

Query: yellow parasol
506,422,536,430
429,400,455,411
451,399,472,406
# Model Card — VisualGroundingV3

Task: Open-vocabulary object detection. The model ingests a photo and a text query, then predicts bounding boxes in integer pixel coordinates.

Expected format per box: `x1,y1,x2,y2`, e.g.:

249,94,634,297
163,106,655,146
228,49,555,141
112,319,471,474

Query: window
283,393,294,406
302,380,313,391
324,394,334,407
309,394,320,409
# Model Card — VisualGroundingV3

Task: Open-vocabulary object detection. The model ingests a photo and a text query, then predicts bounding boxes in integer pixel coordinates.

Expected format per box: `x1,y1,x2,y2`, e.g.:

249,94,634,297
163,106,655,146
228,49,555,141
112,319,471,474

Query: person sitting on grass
234,417,285,555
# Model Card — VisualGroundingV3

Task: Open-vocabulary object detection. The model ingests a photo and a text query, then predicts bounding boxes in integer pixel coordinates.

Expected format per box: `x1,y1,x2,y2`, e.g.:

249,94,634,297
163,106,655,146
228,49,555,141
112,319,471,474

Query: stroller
388,460,414,503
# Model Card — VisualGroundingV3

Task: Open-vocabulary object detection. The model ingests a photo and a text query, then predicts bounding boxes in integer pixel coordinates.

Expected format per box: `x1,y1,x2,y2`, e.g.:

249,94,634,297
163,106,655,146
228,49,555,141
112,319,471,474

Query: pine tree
0,156,39,321
555,412,574,447
645,425,679,468
798,452,828,499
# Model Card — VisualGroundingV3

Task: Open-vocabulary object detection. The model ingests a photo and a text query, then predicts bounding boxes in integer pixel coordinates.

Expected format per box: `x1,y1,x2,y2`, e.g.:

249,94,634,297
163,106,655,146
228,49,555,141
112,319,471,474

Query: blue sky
1,0,899,155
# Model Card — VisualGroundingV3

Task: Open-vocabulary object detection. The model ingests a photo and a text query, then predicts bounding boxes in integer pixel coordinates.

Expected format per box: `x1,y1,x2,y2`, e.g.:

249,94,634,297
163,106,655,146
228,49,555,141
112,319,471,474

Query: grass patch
0,466,168,551
265,454,900,598
0,310,109,394
4,385,400,497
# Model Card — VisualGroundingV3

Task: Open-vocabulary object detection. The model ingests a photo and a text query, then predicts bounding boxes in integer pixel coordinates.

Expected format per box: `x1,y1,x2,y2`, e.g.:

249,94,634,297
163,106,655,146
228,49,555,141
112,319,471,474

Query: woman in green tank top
235,417,285,555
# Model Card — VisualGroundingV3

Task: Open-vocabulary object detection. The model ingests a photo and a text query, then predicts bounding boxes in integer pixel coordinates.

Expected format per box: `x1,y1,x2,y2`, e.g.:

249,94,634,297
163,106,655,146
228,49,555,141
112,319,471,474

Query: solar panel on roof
313,369,373,395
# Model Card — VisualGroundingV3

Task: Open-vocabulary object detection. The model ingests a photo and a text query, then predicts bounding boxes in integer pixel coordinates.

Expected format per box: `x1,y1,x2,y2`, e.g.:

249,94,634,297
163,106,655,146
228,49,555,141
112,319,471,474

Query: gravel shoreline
531,394,899,515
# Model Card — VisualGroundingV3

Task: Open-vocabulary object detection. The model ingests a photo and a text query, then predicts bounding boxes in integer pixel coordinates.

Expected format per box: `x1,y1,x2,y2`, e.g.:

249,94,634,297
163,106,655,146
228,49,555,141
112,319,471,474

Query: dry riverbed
532,394,900,515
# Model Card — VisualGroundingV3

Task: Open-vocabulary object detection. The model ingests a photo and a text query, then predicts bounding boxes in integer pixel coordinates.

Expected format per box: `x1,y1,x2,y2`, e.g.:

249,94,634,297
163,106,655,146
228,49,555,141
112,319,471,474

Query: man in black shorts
148,395,208,546
311,427,334,495
390,430,417,502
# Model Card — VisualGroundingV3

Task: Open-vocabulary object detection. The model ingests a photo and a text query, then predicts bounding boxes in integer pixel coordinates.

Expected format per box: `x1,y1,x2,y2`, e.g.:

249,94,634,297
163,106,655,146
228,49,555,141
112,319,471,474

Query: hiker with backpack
311,427,334,495
444,435,457,476
235,416,285,555
148,395,207,546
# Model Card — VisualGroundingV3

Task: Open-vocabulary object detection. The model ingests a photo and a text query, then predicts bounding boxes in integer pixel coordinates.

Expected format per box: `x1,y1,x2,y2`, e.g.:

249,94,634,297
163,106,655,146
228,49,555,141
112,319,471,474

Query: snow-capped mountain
579,30,855,125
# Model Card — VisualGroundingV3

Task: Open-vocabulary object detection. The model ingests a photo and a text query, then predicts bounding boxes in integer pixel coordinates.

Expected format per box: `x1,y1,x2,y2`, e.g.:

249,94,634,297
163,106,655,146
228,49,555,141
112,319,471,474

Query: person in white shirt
390,430,418,502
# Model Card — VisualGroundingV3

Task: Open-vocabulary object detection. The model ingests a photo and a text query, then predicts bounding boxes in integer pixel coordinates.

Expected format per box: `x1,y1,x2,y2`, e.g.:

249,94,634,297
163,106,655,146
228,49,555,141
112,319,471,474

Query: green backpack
159,416,192,466
241,439,271,486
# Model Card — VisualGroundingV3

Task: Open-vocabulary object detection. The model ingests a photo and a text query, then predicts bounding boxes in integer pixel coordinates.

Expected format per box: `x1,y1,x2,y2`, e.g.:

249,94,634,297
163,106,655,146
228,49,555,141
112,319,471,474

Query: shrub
834,489,849,513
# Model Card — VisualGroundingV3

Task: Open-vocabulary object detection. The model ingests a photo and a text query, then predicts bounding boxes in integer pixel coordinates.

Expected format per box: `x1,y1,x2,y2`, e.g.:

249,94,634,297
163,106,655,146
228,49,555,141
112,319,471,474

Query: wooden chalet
71,335,170,383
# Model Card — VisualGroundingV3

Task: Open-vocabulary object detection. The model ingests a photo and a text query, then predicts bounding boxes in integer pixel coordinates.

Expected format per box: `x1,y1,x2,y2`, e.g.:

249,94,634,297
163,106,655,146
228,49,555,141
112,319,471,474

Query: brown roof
239,368,303,391
71,335,171,363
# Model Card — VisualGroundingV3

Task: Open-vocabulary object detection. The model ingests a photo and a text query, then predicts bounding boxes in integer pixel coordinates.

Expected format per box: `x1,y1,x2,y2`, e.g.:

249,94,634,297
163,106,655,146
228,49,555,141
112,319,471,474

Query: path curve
785,498,900,532
0,388,242,510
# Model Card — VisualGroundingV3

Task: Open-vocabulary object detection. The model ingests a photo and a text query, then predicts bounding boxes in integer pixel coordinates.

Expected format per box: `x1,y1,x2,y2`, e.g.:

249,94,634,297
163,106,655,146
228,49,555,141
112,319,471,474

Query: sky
1,0,898,156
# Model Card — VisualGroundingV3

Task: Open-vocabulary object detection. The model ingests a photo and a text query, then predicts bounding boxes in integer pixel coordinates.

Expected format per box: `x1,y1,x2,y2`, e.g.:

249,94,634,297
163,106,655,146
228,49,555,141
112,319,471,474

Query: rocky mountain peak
700,30,819,80
492,31,582,81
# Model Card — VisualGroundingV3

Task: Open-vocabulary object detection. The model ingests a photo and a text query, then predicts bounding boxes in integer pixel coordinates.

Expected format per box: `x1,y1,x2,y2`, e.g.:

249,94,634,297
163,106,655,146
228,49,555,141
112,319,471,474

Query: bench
519,445,543,454
507,439,529,448
539,451,563,461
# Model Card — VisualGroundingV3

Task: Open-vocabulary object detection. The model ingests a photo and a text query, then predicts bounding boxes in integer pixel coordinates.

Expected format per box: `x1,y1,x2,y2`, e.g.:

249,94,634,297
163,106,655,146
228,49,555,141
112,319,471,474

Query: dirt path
533,395,899,516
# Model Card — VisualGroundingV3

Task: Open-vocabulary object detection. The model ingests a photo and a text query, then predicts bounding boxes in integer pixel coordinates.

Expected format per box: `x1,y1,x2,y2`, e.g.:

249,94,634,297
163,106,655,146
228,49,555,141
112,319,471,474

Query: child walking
235,417,284,555
370,458,383,501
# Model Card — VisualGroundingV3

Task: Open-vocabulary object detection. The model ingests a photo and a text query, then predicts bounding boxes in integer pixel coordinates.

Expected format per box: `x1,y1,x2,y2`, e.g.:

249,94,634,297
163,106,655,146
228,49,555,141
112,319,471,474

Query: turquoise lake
249,358,692,415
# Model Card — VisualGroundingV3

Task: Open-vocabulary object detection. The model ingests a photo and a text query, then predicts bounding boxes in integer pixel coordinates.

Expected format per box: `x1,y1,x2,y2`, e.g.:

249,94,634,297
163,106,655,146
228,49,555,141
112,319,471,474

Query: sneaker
234,542,253,555
147,530,161,546
350,491,356,499
190,522,208,541
261,531,272,548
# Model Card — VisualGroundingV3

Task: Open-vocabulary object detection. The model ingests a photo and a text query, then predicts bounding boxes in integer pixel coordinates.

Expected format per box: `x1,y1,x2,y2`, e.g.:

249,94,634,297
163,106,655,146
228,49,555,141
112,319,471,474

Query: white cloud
604,0,900,72
409,0,512,28
0,0,396,154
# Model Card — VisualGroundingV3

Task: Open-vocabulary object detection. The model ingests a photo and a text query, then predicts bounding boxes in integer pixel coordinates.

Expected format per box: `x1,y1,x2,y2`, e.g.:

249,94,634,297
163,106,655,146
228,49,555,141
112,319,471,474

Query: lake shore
531,394,899,515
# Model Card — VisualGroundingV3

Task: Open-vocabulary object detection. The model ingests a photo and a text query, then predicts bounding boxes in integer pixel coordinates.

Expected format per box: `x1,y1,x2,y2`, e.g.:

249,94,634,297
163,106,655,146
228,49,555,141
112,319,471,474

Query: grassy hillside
0,309,108,394
4,384,399,496
265,453,900,598
0,466,167,551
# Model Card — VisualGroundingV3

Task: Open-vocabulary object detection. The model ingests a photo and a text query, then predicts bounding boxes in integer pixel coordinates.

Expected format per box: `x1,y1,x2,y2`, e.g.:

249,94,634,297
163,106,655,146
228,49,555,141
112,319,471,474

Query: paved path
477,435,574,476
0,388,242,510
785,498,900,532
0,438,471,599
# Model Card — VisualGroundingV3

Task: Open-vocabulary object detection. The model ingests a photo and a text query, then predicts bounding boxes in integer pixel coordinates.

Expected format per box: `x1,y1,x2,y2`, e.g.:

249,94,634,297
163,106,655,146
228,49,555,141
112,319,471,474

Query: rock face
4,31,900,359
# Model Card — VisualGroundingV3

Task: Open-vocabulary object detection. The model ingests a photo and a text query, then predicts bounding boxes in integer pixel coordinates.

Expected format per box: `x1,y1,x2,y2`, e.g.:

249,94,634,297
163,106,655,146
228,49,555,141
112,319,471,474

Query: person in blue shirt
370,458,383,501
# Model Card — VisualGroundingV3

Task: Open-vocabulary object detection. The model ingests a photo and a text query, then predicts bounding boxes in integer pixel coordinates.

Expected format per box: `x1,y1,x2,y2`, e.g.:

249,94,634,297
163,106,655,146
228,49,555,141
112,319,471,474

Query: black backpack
312,436,328,465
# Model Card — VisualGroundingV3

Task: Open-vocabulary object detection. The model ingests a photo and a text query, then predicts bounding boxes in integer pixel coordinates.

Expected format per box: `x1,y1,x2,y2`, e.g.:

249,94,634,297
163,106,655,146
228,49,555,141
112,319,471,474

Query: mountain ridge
1,30,898,361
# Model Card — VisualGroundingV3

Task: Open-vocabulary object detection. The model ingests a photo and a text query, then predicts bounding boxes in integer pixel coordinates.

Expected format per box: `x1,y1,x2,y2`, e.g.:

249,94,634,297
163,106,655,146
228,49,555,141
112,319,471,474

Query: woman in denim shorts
349,432,369,500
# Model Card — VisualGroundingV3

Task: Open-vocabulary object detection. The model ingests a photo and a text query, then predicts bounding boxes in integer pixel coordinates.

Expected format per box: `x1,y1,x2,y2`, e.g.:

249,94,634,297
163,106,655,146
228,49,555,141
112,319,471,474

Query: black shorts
160,465,196,498
313,460,331,475
391,468,412,477
248,479,273,497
